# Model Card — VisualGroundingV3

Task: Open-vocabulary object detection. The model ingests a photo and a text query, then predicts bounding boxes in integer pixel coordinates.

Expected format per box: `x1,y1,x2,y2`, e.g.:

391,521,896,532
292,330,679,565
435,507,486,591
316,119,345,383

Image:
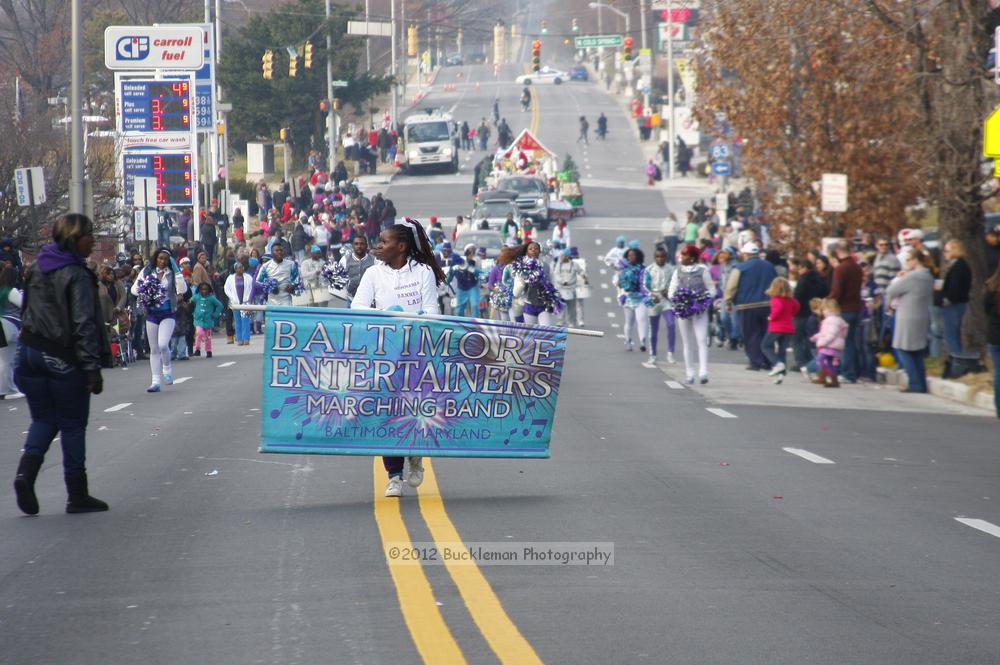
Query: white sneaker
800,367,811,381
666,352,676,364
642,356,656,368
768,362,786,377
0,392,24,400
406,457,424,487
385,476,403,497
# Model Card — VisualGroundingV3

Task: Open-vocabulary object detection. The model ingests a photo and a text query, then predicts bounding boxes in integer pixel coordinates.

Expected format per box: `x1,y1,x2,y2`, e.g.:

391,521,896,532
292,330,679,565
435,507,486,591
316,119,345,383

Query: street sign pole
326,0,336,168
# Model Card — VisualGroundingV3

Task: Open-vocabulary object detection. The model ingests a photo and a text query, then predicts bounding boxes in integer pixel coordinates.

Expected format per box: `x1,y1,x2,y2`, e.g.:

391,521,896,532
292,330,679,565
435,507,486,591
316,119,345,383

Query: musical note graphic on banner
294,416,313,440
270,396,300,419
502,427,519,445
522,419,548,438
518,400,536,422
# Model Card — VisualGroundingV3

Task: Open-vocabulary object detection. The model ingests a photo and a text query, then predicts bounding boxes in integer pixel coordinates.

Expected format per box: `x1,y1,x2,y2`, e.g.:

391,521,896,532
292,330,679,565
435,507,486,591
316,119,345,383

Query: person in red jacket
828,240,864,382
761,276,800,384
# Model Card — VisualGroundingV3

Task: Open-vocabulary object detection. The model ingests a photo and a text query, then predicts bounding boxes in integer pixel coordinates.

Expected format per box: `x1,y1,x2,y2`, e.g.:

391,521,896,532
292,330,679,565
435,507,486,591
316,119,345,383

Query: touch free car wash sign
104,26,205,70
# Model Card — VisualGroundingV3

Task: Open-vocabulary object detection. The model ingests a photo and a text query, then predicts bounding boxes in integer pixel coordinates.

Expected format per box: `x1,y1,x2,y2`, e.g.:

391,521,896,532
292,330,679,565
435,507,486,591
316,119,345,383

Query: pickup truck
495,175,550,230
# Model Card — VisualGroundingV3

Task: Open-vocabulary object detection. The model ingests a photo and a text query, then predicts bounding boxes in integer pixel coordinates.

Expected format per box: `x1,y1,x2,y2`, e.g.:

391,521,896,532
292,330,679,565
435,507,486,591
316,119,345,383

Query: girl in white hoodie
351,218,445,497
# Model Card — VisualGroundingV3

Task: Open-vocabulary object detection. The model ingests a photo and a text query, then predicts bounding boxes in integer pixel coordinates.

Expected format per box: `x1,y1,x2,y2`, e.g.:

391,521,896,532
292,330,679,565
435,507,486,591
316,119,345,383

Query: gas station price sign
123,152,194,206
119,80,192,132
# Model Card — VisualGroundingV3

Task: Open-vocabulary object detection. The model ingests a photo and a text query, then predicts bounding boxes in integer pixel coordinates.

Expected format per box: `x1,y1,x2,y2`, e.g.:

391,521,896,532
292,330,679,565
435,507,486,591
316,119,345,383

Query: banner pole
229,305,606,338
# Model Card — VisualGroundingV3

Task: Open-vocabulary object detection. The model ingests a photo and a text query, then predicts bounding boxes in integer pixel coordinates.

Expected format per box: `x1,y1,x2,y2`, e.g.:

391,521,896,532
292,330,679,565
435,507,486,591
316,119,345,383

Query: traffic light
541,20,548,35
531,40,541,73
572,18,579,33
279,127,287,141
319,99,329,112
332,97,341,111
289,55,298,77
623,37,634,61
303,41,313,68
407,25,418,58
262,49,274,79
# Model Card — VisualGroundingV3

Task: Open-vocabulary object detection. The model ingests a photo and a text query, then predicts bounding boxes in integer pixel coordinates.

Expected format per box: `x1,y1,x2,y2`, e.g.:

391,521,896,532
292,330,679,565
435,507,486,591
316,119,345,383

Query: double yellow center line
373,459,543,664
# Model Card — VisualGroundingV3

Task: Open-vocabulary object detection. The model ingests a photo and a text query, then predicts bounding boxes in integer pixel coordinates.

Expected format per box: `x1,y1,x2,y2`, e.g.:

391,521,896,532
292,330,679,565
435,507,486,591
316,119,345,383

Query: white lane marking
610,323,621,328
595,238,603,245
603,297,612,304
956,518,1000,539
615,334,626,339
599,268,608,275
600,283,609,289
172,376,192,384
664,380,685,390
104,402,132,413
98,426,109,431
218,362,236,368
606,311,616,318
706,408,737,419
782,447,836,464
249,408,260,411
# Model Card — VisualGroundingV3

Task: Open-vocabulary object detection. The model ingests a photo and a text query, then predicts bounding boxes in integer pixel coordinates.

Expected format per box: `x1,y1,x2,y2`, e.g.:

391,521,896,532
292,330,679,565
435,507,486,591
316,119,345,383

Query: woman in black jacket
939,239,973,355
14,213,110,515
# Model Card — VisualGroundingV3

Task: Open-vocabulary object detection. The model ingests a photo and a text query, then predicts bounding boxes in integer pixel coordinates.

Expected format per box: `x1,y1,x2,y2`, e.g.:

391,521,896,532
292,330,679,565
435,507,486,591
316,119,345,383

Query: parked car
496,175,550,229
445,53,463,66
515,67,567,86
569,65,588,81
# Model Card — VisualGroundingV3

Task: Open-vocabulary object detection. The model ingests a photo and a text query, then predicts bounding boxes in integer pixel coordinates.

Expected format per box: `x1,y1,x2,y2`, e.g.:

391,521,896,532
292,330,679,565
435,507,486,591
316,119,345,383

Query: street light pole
326,0,336,166
666,0,676,179
69,0,84,213
390,0,398,122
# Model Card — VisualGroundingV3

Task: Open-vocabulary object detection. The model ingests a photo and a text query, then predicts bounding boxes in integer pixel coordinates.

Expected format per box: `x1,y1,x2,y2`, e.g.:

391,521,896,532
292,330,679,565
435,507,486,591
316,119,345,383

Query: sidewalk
650,345,991,417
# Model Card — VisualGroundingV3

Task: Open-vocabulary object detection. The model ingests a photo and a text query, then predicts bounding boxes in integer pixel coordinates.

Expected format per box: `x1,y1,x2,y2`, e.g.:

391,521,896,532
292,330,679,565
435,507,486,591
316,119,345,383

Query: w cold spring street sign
574,35,623,48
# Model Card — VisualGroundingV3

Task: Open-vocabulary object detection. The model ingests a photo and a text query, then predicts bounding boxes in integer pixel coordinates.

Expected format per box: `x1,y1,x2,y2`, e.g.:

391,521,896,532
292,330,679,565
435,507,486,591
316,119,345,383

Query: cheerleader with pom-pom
130,248,188,392
615,247,653,353
509,241,563,326
668,244,716,384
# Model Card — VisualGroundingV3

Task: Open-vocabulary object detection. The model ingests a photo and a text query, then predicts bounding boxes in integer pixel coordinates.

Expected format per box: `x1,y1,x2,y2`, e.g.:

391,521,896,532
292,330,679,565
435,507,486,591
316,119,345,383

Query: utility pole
391,0,398,122
666,0,676,180
365,0,371,71
326,0,336,165
639,0,647,50
69,0,84,213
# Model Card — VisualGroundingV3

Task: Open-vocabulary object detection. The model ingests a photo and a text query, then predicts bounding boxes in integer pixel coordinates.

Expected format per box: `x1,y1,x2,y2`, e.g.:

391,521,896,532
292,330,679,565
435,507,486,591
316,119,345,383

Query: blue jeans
739,307,769,368
989,344,1000,418
170,335,188,360
13,345,91,473
928,304,943,358
840,311,861,382
761,331,792,370
941,302,967,355
662,236,679,264
896,348,927,392
234,312,252,342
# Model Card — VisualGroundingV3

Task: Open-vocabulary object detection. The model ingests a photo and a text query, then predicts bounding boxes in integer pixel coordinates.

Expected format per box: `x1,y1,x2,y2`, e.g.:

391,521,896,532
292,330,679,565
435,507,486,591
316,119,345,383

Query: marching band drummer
350,217,447,498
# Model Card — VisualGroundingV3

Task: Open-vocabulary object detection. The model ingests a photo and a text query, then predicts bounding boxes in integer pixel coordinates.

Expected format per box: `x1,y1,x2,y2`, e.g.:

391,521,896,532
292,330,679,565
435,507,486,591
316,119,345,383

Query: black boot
65,473,109,514
13,453,44,515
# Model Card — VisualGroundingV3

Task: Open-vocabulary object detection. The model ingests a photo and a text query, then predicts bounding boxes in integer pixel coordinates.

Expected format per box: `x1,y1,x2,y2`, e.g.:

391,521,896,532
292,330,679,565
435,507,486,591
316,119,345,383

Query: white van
400,111,458,174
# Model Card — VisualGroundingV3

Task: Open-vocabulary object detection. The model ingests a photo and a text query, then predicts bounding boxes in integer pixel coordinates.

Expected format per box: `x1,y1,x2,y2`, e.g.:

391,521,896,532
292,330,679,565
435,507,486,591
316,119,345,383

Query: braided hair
389,218,447,285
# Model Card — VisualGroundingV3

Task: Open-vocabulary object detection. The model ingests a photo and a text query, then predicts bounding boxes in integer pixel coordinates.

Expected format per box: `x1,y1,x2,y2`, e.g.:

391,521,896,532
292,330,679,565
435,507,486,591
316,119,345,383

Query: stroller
108,309,134,368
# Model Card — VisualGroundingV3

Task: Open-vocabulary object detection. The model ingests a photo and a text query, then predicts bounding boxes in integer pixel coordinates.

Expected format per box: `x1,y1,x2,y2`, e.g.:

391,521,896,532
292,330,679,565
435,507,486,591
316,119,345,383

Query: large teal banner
260,307,566,458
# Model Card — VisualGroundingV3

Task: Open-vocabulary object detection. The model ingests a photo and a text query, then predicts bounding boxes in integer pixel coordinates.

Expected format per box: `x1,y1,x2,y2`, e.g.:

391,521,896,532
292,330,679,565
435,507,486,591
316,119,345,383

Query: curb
876,367,995,413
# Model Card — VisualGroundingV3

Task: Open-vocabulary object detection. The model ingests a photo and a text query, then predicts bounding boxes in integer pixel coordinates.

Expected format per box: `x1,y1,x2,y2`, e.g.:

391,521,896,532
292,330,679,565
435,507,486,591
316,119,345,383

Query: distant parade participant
553,249,584,327
351,218,445,497
603,235,627,268
14,214,110,514
132,248,189,393
448,244,483,317
338,236,376,305
255,244,301,307
617,247,651,353
646,246,677,366
510,241,560,326
669,245,715,384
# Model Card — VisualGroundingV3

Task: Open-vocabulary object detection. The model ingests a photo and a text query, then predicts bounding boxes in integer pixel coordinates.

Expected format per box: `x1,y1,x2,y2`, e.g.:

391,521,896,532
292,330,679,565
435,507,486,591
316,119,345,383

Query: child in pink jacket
810,298,848,388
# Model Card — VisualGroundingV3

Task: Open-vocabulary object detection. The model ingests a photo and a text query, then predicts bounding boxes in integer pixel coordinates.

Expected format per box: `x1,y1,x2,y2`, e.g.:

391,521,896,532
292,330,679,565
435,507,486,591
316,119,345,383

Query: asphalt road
2,65,1000,665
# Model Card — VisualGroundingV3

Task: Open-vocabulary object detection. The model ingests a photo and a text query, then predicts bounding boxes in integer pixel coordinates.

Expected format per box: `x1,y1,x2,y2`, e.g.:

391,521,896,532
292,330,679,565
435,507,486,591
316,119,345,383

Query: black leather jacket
19,262,110,371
